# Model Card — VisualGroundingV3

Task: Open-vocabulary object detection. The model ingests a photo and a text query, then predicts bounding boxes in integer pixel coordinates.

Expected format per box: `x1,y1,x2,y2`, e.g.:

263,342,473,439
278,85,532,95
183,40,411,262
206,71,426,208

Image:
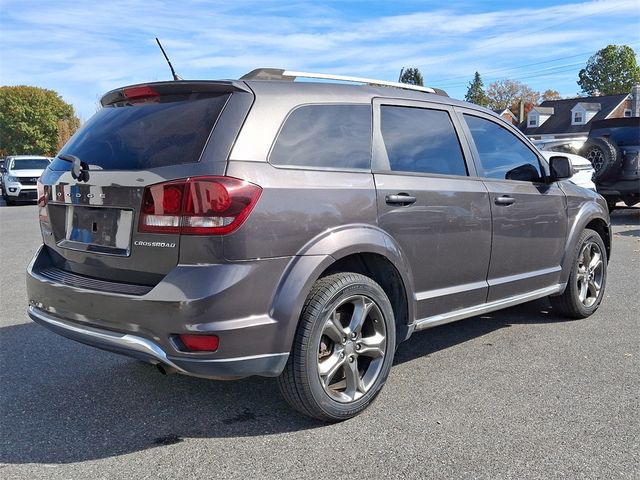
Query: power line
432,52,594,84
438,62,586,89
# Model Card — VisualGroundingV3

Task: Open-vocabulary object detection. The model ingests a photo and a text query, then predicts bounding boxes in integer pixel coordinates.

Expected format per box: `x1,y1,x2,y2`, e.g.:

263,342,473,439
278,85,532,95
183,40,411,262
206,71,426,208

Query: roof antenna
155,37,182,81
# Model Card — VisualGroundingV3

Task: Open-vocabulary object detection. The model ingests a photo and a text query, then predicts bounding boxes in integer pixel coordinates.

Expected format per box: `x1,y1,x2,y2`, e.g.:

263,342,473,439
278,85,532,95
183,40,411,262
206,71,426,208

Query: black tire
278,272,396,422
5,197,15,206
580,137,621,181
550,229,607,319
622,196,638,207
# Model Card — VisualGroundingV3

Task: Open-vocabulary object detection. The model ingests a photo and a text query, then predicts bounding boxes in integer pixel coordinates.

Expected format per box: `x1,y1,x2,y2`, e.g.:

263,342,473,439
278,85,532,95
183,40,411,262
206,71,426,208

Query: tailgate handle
386,194,416,206
495,195,515,206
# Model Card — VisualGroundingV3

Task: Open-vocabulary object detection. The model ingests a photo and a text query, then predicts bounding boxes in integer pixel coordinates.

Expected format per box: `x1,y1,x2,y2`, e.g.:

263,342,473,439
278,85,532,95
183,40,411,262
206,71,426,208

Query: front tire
550,229,607,319
278,272,396,421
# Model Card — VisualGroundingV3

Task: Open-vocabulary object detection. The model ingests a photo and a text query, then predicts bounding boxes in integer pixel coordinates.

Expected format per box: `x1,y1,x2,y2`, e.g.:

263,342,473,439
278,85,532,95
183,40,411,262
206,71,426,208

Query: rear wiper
58,154,90,182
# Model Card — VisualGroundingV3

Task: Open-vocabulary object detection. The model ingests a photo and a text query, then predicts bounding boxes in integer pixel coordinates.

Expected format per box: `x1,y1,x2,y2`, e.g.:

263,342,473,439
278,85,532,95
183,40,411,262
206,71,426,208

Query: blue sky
1,0,639,121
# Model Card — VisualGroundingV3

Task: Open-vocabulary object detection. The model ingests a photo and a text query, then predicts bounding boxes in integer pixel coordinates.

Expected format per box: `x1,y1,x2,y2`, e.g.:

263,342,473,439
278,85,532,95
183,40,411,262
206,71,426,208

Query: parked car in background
579,118,640,210
26,70,611,421
532,137,587,156
539,151,596,191
1,155,51,205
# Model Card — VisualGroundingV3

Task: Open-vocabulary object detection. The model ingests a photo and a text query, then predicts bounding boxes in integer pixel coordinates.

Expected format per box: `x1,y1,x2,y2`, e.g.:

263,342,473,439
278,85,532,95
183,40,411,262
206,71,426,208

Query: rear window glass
53,93,229,171
10,159,50,170
270,104,371,169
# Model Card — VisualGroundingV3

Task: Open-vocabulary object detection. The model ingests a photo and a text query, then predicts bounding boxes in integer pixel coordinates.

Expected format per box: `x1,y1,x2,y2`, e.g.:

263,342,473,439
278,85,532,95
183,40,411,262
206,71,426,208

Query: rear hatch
38,81,253,288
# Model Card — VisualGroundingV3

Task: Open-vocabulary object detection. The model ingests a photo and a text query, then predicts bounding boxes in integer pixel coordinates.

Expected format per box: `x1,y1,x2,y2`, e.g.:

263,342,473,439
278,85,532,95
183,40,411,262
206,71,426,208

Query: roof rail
240,68,448,96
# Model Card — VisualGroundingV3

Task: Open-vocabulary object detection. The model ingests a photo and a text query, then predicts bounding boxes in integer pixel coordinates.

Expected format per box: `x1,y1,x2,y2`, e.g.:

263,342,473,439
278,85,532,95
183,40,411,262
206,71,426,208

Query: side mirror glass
549,156,572,181
505,163,541,182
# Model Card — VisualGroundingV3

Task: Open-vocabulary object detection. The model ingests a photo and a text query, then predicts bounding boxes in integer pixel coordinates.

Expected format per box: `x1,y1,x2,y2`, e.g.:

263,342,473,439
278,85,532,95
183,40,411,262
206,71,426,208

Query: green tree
464,72,489,106
0,86,80,156
578,45,640,95
487,79,539,111
398,67,424,86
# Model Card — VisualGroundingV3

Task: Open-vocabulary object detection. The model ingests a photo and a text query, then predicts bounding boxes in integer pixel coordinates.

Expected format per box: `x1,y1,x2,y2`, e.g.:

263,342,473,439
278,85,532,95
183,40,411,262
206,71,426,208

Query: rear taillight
37,181,50,231
138,176,261,235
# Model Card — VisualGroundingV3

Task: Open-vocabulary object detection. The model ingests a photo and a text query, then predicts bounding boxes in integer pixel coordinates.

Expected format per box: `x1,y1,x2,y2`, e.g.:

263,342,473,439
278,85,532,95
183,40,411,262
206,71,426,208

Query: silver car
1,155,51,205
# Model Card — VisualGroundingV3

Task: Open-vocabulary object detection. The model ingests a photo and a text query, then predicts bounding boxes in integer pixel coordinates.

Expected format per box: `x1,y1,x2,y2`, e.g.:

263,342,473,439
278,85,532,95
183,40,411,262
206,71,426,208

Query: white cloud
1,0,638,119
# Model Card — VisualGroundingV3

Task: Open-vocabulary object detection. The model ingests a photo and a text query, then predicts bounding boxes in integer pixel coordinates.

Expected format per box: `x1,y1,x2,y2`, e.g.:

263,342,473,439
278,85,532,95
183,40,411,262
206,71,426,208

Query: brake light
123,85,159,101
138,176,261,235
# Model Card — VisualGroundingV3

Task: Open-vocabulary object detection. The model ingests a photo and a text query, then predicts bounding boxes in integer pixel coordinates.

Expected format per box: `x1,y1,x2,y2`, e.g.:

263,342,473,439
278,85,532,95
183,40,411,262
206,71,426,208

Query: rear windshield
53,93,229,171
10,159,50,170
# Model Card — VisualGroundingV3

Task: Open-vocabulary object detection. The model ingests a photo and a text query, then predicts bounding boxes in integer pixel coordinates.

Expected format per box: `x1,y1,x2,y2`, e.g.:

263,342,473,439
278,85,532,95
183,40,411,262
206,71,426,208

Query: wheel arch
269,225,416,358
559,201,611,287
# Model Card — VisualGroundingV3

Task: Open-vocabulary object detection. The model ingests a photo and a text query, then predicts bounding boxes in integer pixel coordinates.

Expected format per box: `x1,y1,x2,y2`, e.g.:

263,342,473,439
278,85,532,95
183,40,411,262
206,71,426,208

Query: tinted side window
270,104,371,169
380,106,467,176
463,114,542,182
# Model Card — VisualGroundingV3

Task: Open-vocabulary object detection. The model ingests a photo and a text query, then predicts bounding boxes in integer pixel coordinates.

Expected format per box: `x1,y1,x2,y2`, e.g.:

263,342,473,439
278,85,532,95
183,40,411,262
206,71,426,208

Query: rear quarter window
269,104,372,170
53,93,230,171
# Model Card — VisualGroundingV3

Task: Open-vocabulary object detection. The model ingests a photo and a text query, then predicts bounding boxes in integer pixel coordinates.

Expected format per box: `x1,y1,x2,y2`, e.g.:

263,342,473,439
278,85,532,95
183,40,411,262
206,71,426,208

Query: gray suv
27,69,611,421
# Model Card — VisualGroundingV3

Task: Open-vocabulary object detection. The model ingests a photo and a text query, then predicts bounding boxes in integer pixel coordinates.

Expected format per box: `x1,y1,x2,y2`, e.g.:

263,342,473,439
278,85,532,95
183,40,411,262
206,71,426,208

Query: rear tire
580,137,621,182
278,272,396,422
5,197,15,206
550,229,607,319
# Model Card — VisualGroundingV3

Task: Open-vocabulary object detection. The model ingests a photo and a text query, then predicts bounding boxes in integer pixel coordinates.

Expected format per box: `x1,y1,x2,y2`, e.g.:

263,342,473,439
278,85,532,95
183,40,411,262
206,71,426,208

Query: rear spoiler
100,80,251,106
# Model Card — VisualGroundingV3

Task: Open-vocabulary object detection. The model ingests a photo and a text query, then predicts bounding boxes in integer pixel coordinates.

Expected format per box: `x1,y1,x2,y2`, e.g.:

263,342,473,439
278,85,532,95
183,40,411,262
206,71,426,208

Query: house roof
532,106,554,115
492,108,517,118
519,93,628,136
574,102,601,111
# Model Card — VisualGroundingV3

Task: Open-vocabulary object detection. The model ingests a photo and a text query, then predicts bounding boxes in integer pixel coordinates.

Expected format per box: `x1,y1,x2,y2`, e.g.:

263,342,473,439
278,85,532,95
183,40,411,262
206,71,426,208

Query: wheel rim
576,241,604,308
585,147,604,172
316,294,387,403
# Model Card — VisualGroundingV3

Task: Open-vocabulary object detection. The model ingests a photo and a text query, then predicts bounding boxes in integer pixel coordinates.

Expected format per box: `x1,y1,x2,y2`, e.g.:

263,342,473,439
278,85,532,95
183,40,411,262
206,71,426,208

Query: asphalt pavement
0,199,638,479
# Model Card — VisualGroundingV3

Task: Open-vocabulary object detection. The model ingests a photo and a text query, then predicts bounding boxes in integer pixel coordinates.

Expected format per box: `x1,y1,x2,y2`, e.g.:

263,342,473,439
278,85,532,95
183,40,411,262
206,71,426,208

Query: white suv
1,155,51,205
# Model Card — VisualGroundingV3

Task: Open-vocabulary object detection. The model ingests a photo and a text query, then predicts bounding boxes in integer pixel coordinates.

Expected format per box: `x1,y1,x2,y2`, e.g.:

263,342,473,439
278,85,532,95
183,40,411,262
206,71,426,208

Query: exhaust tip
156,364,178,376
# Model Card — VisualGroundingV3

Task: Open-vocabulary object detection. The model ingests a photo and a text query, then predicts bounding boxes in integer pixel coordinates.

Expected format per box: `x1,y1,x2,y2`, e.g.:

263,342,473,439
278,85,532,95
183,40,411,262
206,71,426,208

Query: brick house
492,108,519,125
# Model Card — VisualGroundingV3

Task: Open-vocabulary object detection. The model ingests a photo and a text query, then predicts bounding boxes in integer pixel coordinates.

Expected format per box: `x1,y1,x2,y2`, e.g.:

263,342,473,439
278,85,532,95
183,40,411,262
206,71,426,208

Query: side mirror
549,156,572,181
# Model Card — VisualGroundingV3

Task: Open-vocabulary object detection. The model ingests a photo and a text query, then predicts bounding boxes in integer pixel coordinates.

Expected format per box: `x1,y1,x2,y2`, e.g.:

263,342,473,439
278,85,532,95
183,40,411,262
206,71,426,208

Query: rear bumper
26,245,296,379
597,178,640,197
28,306,288,378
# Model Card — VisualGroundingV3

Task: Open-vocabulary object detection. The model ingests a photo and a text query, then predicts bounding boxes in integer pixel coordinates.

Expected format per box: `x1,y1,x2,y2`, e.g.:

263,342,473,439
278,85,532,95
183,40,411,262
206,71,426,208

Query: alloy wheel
317,295,387,403
576,241,604,308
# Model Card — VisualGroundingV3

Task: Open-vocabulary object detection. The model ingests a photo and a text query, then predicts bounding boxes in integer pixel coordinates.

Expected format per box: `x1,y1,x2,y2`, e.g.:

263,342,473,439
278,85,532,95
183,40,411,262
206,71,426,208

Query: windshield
10,159,50,170
54,93,230,171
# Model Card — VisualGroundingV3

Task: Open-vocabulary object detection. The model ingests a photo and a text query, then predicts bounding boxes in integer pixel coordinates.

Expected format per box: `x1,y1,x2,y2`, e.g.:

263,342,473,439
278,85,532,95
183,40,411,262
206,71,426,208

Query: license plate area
57,205,134,256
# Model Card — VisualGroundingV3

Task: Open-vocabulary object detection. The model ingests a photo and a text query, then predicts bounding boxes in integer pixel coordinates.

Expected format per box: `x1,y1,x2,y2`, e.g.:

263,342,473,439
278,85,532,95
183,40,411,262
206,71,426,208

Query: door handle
495,195,515,206
385,194,417,206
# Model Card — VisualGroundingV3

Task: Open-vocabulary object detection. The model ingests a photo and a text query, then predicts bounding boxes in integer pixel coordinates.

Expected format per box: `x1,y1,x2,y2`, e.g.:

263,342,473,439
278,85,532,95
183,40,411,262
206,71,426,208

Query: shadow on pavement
1,299,571,465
